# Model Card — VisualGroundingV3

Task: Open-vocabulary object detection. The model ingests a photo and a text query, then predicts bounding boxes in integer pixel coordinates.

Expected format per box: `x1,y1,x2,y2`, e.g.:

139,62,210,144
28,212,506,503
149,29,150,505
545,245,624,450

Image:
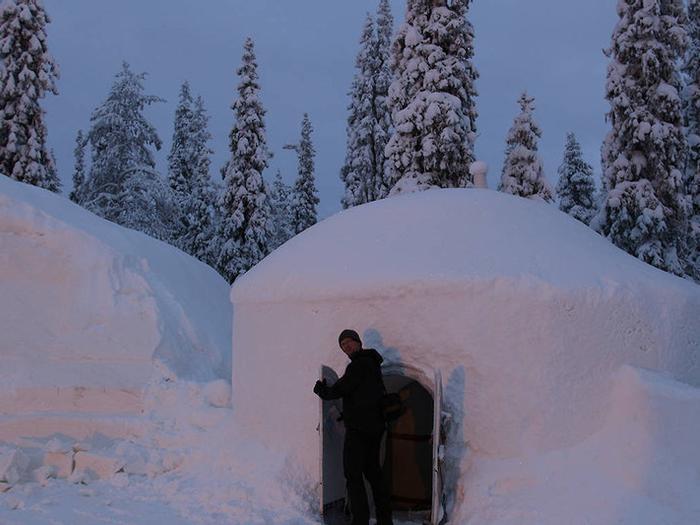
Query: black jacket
317,349,386,433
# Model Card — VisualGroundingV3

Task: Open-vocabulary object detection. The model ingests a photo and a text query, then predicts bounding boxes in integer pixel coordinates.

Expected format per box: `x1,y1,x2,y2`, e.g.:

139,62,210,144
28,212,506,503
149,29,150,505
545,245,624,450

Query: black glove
313,379,327,396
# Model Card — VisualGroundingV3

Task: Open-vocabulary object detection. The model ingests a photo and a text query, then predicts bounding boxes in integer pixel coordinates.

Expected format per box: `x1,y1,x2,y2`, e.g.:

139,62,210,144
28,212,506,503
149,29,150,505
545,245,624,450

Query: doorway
382,374,434,520
320,367,445,525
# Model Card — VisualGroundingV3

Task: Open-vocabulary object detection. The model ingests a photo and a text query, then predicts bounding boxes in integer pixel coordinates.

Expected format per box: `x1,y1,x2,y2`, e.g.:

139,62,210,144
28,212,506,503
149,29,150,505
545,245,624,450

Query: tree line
339,0,698,281
1,0,699,282
0,0,316,283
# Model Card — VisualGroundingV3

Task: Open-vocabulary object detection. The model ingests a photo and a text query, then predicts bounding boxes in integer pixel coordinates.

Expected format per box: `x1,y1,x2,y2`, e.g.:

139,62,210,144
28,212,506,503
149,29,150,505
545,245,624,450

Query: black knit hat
338,329,361,347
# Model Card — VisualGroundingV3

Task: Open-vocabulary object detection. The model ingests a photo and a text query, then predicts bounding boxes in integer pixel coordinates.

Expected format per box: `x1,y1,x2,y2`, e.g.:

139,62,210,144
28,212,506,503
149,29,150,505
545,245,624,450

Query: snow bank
0,179,323,523
457,366,700,524
0,177,231,442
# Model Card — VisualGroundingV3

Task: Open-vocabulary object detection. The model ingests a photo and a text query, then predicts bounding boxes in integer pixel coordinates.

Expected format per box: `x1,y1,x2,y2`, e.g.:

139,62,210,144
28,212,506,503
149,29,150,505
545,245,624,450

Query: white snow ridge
2,178,700,525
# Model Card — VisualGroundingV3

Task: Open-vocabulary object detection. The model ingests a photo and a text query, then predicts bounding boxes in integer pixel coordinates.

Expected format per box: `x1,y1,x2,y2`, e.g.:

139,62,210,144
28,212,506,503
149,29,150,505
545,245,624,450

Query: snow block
73,451,124,480
114,442,150,476
33,465,56,486
43,451,73,479
0,447,29,485
203,379,231,408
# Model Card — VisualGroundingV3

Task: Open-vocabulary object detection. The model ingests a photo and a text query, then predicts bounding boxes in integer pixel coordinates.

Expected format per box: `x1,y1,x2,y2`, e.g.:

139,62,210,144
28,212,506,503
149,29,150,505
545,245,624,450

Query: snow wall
0,177,231,442
230,189,700,519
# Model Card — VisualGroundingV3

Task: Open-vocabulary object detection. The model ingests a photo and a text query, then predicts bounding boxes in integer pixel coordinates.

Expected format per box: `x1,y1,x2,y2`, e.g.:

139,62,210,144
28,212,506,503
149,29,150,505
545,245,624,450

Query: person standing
314,329,393,525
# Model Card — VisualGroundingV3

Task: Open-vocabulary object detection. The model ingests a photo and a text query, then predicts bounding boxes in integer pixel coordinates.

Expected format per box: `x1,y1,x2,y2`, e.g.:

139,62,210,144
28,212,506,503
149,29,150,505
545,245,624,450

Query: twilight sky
43,0,616,219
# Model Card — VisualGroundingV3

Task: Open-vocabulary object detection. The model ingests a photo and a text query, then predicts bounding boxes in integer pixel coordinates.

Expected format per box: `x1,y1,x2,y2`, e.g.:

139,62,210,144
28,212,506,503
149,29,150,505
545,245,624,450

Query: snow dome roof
232,189,688,303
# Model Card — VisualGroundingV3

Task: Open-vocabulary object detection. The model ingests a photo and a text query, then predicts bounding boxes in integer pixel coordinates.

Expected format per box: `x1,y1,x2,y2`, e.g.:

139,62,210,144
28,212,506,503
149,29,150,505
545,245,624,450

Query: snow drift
456,365,700,524
231,188,700,523
0,176,231,442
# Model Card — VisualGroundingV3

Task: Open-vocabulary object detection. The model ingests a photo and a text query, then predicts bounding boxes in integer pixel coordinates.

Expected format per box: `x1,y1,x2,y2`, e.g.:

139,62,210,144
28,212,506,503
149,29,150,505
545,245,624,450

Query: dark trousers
343,428,393,525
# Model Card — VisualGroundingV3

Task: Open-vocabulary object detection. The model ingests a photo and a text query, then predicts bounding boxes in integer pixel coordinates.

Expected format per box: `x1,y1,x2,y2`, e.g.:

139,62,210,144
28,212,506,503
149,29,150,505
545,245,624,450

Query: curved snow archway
382,374,434,516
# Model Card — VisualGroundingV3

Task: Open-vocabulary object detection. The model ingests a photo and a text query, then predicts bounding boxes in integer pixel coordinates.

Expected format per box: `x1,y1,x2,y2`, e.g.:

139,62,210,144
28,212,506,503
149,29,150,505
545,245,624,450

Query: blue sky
43,0,616,219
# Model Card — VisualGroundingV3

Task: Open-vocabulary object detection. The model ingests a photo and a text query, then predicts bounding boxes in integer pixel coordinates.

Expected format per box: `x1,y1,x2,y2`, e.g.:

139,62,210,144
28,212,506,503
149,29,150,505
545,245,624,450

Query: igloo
230,189,700,524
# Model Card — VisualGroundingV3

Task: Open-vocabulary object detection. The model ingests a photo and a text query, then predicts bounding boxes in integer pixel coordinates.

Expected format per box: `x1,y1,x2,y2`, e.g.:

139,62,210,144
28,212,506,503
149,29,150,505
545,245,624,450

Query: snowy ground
0,411,325,525
0,479,197,525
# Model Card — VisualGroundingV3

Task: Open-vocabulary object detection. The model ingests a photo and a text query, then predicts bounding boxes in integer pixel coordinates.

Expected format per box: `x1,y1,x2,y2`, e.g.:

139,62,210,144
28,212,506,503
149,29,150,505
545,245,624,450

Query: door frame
318,365,346,519
380,363,446,524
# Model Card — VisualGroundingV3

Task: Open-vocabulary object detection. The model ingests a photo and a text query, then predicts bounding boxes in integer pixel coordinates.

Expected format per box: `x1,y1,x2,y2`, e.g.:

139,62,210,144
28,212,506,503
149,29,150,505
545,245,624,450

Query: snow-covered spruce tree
341,2,395,209
0,0,60,191
69,130,87,204
555,132,597,224
166,82,216,263
167,81,195,196
216,37,273,283
185,95,217,267
374,0,394,199
83,62,166,229
683,0,700,274
341,14,379,208
117,166,177,242
597,0,691,277
269,169,294,250
499,92,553,202
385,0,478,194
289,113,319,234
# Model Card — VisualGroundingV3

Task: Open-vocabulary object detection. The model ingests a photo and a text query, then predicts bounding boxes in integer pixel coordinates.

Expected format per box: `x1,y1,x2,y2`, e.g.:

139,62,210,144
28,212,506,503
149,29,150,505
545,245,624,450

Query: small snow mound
203,380,232,408
0,447,29,486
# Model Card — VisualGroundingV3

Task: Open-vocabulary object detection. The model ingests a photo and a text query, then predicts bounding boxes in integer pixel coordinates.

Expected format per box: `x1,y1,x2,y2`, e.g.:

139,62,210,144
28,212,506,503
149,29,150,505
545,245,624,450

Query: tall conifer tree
269,169,293,250
216,37,272,283
167,82,216,263
555,133,597,225
386,0,478,194
341,1,395,209
0,0,59,191
341,14,379,208
597,0,691,277
168,81,195,196
166,85,216,264
83,62,168,235
683,0,700,274
69,130,86,204
289,114,318,234
499,92,553,202
375,0,394,199
187,95,217,266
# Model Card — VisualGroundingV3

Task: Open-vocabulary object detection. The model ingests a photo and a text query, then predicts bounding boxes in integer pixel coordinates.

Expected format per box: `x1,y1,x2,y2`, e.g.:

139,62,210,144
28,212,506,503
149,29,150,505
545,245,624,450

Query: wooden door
319,365,345,519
